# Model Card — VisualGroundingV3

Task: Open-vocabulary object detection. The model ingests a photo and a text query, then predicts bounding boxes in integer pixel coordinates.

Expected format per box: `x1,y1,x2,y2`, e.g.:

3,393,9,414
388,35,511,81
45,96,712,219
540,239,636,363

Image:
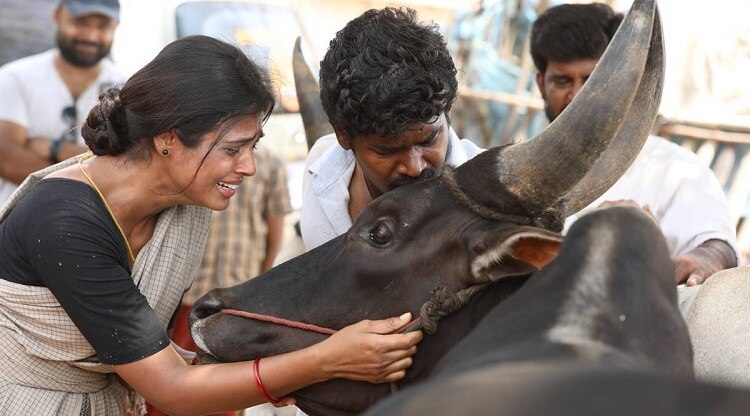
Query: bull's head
190,0,663,414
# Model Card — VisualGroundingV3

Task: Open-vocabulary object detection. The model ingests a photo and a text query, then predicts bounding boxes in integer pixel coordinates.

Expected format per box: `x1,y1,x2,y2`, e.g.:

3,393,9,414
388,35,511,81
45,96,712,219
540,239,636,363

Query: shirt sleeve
655,151,738,260
0,66,29,127
16,180,170,364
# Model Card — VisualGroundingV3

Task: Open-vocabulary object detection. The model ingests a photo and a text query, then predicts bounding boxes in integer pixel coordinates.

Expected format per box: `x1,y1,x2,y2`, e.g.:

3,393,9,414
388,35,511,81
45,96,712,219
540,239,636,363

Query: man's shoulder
640,135,702,167
99,58,127,84
448,127,485,167
0,49,54,77
306,134,340,166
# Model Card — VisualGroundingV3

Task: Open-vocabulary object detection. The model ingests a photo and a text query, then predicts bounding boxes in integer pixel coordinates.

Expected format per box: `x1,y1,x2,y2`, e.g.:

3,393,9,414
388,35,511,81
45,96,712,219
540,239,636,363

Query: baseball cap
61,0,120,21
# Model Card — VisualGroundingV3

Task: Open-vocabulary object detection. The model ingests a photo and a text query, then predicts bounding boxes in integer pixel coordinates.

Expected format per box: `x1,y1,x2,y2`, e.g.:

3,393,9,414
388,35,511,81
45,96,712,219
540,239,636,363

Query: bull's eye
369,222,393,246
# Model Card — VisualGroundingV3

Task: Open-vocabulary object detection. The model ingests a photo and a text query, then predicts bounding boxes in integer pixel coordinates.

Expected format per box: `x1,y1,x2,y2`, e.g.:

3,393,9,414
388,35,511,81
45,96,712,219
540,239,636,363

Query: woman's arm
116,313,422,416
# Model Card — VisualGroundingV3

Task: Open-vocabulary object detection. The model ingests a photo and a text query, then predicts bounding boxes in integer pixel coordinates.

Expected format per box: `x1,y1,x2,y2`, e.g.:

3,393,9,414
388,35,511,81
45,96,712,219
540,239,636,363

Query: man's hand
26,137,88,162
25,137,53,160
598,199,656,222
0,121,49,183
674,239,737,286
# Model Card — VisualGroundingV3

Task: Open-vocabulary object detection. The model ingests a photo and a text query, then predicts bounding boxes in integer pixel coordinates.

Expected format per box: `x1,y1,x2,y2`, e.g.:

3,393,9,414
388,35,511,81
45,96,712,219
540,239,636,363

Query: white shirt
0,49,125,204
301,128,484,250
565,135,738,260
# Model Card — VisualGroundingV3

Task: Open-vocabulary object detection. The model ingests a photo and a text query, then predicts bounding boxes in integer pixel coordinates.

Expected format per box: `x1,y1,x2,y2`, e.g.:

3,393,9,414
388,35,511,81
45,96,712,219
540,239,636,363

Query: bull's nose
189,290,226,324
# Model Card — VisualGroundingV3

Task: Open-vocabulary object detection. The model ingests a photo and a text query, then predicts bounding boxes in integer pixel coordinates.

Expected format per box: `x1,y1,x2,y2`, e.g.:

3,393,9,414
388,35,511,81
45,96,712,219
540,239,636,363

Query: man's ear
535,72,546,99
53,5,63,25
333,126,352,150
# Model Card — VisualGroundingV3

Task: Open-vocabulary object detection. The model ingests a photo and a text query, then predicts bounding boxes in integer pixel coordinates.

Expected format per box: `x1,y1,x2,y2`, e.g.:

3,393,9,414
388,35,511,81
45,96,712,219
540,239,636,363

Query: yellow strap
78,153,136,263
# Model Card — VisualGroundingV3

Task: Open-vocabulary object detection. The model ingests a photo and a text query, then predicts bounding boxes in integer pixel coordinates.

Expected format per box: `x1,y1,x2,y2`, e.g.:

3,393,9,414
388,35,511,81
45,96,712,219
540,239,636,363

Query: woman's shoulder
13,179,107,224
24,178,96,204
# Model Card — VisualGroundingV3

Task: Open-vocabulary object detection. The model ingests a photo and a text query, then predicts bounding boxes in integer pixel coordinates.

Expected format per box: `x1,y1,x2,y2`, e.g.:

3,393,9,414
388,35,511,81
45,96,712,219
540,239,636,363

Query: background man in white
0,0,125,205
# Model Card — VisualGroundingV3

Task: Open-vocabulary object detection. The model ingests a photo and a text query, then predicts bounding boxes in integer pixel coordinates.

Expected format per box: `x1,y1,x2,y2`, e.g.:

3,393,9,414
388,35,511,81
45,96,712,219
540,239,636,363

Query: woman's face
178,115,262,210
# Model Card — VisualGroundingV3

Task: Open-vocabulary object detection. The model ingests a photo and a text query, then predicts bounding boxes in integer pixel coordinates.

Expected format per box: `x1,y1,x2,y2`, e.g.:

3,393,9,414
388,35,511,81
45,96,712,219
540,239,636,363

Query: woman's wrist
302,341,334,383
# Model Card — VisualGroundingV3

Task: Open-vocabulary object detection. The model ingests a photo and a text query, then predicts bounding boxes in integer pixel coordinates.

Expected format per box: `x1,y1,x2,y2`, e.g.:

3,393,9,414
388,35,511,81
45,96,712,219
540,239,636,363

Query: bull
189,0,689,414
362,205,704,416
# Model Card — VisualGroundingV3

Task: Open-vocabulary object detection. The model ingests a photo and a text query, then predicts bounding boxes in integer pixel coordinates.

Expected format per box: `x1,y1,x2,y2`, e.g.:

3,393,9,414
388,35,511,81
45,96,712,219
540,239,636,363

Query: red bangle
253,357,281,404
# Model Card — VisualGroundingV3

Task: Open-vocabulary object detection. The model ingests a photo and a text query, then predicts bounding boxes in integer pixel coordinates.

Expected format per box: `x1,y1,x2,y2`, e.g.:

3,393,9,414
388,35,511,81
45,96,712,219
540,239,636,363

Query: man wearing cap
0,0,125,205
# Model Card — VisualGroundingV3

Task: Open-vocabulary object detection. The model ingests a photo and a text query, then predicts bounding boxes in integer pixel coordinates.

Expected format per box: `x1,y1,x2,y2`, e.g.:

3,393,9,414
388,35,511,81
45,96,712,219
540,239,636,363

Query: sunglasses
60,105,78,142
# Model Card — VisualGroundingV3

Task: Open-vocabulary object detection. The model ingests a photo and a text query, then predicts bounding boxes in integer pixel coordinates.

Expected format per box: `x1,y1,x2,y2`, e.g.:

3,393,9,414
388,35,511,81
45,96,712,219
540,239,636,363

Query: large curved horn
293,36,334,150
454,0,658,215
562,6,664,213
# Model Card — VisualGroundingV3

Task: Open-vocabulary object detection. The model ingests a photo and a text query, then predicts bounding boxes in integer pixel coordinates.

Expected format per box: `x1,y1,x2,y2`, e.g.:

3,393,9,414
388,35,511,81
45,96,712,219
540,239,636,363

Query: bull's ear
468,227,562,283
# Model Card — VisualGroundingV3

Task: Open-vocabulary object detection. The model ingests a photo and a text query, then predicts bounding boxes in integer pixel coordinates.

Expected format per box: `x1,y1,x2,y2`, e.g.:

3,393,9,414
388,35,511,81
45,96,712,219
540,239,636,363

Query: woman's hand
315,312,423,383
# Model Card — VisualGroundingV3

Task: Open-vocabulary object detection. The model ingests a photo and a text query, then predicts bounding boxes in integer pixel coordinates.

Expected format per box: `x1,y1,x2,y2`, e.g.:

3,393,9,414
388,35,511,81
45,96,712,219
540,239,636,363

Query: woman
0,35,421,416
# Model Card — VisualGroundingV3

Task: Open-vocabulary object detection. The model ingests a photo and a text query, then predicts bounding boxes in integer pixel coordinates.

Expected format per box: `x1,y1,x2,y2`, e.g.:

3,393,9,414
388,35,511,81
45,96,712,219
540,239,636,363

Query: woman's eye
226,147,241,155
369,223,393,246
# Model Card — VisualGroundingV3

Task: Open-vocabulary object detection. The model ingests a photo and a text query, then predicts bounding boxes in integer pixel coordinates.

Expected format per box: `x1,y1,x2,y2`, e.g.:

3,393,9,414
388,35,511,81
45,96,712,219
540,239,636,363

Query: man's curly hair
320,7,458,139
530,3,624,74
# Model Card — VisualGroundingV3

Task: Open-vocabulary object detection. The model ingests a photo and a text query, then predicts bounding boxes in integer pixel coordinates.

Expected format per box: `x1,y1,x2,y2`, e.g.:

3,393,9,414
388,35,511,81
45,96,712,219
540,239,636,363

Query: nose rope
220,309,337,335
220,309,423,336
218,309,422,396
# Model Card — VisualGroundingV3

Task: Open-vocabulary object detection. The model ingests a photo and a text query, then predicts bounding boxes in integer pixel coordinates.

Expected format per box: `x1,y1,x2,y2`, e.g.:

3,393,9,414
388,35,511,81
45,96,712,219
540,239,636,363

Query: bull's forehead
358,178,449,223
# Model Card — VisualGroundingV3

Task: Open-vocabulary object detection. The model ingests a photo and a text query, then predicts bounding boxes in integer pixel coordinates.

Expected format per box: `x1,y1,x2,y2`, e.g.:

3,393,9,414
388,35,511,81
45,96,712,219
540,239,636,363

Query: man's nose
567,80,587,104
397,148,426,177
76,26,107,43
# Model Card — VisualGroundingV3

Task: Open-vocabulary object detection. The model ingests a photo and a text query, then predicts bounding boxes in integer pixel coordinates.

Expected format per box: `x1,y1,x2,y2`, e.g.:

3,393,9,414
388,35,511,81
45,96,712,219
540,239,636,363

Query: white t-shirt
565,135,738,260
300,128,484,250
0,49,125,204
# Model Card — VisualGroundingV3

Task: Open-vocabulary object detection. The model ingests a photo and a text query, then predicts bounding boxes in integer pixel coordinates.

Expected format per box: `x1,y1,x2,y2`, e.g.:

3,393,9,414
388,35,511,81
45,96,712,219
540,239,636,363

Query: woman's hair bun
81,86,129,155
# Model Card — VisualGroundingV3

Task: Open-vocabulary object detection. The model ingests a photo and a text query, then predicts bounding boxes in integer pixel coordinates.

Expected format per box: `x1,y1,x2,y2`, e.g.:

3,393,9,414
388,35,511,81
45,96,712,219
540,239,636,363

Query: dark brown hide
191,180,562,416
363,363,750,416
362,206,698,416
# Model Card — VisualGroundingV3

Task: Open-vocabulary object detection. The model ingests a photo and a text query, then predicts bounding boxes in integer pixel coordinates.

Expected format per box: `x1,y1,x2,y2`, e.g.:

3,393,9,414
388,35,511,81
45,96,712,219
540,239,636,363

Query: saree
0,155,210,415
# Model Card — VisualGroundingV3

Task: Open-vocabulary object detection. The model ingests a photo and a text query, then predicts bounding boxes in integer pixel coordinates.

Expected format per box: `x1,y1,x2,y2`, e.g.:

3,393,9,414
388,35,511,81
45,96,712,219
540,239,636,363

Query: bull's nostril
189,291,225,323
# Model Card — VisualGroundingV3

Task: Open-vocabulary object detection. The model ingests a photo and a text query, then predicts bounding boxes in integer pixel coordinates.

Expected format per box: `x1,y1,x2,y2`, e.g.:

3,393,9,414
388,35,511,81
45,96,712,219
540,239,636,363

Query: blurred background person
530,2,737,285
0,0,124,205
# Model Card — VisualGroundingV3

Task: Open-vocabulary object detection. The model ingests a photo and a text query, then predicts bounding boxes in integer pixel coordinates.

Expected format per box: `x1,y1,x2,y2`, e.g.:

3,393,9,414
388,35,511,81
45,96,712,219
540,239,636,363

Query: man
531,3,737,286
300,7,483,250
0,0,124,205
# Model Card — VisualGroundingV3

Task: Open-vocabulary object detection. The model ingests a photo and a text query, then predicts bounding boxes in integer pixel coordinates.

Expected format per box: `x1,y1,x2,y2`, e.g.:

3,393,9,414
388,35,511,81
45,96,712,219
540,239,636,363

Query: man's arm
261,213,286,272
0,121,88,184
26,136,88,163
0,120,49,184
673,239,737,286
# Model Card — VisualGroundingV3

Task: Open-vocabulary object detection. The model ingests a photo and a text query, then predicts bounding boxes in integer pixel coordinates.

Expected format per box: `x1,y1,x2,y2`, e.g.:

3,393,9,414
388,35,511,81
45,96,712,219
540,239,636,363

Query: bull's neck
401,277,528,385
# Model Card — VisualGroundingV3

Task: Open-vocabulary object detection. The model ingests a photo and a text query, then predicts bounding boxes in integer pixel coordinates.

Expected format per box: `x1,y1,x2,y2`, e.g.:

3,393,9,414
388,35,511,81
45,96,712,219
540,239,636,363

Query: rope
419,283,490,334
220,309,337,335
220,309,423,336
439,167,565,231
439,167,535,224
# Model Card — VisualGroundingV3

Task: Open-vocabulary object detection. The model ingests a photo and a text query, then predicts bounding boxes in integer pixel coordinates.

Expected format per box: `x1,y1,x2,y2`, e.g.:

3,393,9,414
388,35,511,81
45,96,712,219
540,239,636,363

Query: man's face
55,6,118,68
536,58,599,122
342,113,451,198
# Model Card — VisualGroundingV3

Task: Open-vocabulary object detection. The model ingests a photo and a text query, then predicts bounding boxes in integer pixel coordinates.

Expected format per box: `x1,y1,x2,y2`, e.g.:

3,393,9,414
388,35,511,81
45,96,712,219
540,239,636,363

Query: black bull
187,0,726,414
